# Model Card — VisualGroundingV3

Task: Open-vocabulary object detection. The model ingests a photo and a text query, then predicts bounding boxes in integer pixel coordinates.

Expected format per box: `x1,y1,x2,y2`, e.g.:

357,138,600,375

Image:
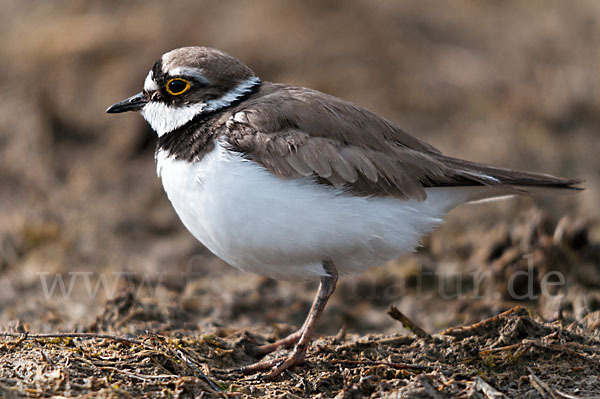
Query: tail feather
438,156,583,192
421,155,583,211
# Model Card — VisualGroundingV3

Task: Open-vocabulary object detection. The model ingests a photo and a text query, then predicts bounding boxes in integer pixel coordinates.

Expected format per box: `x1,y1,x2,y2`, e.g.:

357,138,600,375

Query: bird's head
107,47,261,136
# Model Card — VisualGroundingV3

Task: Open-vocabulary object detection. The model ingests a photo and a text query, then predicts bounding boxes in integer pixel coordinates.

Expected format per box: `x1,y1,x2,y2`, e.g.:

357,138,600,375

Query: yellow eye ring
165,78,191,95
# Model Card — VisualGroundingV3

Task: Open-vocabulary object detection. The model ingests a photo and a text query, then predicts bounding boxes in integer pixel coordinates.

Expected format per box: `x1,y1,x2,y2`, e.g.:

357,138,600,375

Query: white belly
156,142,475,280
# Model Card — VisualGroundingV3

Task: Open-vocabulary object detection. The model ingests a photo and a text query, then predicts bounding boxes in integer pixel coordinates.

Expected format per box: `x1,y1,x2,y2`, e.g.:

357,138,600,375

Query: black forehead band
151,58,164,83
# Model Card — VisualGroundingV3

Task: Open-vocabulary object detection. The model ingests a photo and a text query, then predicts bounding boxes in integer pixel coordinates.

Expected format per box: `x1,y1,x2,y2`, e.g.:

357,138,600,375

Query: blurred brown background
0,0,598,335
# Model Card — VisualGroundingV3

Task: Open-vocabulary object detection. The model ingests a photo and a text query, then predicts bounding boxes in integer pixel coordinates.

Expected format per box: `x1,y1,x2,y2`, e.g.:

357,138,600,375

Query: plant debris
1,303,599,397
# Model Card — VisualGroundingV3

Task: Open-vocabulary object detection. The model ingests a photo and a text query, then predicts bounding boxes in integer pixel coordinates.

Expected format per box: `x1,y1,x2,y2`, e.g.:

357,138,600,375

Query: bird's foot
233,260,338,379
236,348,307,379
249,330,302,356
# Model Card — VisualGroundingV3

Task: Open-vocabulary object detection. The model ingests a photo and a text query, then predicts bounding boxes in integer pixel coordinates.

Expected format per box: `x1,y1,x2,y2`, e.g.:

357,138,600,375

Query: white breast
156,142,482,280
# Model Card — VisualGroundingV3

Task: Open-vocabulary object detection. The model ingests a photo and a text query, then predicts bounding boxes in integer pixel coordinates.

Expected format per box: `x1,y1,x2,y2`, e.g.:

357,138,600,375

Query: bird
107,46,581,378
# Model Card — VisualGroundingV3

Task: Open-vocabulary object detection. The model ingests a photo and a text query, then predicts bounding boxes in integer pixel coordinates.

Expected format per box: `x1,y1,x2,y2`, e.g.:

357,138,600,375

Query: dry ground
1,1,599,397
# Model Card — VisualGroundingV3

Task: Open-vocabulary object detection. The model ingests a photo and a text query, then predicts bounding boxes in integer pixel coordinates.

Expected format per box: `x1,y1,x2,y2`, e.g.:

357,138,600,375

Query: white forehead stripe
141,76,261,137
144,70,159,92
168,67,209,84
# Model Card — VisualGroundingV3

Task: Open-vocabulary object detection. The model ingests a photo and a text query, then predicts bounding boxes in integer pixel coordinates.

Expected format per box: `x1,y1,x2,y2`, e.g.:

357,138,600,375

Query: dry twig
330,359,429,371
473,376,507,399
554,389,585,399
0,331,144,346
175,349,223,393
98,366,177,381
440,306,528,338
528,367,558,399
387,305,431,339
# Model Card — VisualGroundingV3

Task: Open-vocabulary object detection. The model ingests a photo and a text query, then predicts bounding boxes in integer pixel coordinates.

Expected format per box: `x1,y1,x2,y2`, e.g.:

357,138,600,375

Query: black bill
106,92,147,113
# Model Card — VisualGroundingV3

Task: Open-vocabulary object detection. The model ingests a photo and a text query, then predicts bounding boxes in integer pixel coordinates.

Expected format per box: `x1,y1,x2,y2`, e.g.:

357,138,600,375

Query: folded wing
223,84,582,201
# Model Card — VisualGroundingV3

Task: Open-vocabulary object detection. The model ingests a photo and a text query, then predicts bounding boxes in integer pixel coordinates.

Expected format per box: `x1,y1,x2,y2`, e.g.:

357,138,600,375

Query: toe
263,351,307,379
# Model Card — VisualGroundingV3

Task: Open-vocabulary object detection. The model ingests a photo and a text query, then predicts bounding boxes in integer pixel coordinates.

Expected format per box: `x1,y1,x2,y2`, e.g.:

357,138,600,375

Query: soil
1,1,599,397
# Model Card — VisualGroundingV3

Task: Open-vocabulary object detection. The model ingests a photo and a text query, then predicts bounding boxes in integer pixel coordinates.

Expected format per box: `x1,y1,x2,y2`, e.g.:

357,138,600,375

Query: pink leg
239,260,338,378
251,329,304,356
252,298,315,356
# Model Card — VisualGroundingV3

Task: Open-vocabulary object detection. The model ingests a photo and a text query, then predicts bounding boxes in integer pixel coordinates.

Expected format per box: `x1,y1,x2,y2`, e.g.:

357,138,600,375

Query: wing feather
222,83,582,200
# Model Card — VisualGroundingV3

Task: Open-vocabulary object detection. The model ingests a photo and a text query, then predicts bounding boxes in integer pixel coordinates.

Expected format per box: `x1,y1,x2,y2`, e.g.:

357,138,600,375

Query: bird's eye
165,78,191,95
